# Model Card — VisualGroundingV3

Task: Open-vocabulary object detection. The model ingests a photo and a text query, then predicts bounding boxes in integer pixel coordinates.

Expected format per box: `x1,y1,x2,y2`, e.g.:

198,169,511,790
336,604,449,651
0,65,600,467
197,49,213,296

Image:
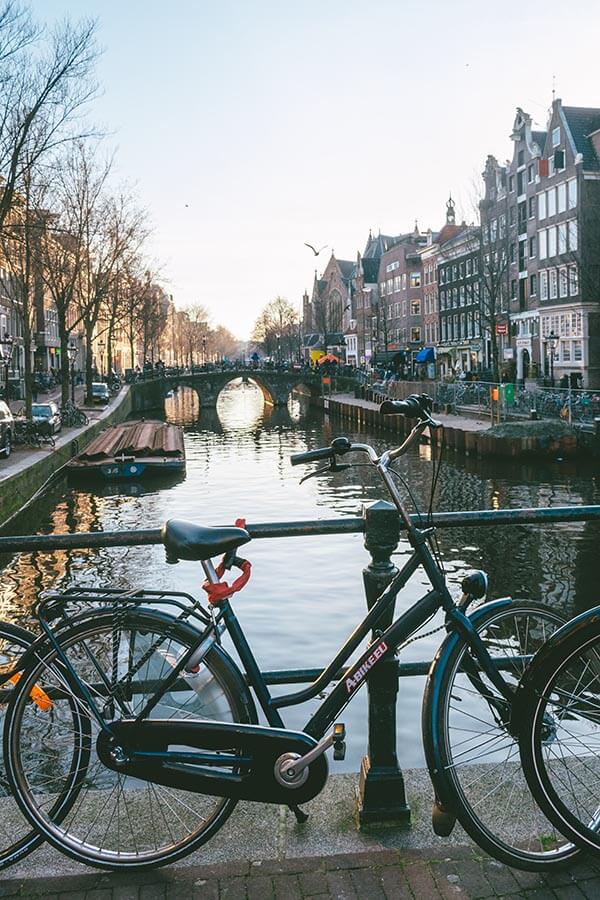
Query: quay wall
0,389,133,530
317,394,596,459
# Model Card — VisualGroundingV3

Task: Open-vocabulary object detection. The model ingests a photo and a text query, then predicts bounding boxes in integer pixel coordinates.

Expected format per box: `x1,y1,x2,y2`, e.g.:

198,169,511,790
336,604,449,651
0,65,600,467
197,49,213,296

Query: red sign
495,322,508,335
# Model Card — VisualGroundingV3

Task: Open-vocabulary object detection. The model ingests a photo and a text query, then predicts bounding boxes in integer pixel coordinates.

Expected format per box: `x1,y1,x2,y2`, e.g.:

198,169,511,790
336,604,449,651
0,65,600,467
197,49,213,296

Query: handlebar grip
290,446,334,466
379,395,426,418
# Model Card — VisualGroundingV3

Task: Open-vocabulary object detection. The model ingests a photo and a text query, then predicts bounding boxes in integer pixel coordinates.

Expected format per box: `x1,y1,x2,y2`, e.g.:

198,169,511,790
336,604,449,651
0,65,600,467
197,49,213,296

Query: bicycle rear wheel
5,609,254,870
519,615,600,855
425,601,579,870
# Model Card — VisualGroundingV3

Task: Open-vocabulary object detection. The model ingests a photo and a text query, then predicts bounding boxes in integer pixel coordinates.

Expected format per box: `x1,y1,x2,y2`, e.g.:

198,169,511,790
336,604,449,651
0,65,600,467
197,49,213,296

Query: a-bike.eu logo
345,640,389,694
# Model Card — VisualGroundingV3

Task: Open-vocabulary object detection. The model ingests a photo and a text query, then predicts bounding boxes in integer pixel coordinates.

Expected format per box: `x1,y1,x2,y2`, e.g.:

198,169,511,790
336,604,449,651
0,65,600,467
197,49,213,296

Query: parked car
0,400,14,458
91,382,110,405
31,401,62,434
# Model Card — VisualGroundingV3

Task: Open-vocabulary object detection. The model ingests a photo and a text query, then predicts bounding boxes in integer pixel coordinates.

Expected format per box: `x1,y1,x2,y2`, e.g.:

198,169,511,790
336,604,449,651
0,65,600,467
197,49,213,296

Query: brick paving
1,849,600,899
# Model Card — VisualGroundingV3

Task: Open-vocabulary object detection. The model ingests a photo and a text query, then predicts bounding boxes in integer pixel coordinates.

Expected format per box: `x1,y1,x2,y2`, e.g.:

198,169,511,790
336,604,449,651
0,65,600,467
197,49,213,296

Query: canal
1,380,599,771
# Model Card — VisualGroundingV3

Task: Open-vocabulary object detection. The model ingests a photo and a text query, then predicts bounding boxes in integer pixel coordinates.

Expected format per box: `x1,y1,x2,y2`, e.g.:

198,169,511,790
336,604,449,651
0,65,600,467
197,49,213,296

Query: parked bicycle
516,607,600,857
1,395,578,871
59,400,89,428
12,418,55,449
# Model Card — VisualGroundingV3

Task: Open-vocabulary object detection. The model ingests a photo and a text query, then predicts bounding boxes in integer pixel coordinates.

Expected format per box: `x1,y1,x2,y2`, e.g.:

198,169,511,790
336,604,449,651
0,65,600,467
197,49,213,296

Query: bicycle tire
0,621,54,869
5,608,255,870
518,613,600,856
424,600,579,870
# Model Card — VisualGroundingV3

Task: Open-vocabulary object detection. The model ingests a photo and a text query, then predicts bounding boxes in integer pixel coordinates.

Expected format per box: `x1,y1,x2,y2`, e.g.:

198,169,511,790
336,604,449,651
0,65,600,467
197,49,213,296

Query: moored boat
67,420,186,480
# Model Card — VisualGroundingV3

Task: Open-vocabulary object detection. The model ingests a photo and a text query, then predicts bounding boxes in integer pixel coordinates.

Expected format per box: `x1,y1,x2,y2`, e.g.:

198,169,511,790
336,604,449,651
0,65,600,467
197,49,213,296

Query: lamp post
546,329,558,387
67,342,78,403
98,339,105,378
0,334,14,402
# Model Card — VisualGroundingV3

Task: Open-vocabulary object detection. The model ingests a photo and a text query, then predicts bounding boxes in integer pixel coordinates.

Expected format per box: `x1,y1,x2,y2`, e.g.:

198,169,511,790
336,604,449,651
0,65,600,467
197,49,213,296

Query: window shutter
539,159,549,177
554,149,565,170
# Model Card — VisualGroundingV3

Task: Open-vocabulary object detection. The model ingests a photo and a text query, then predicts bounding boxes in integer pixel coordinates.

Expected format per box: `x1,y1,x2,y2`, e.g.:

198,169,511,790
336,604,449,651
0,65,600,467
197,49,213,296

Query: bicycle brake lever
299,462,351,484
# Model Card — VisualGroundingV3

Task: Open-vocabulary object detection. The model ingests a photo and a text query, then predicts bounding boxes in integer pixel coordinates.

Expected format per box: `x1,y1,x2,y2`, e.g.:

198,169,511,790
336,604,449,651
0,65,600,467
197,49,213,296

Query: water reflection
1,382,599,767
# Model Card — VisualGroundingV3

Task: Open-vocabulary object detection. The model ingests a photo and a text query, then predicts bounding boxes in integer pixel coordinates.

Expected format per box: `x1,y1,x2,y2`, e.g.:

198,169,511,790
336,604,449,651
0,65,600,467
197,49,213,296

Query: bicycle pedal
333,722,346,760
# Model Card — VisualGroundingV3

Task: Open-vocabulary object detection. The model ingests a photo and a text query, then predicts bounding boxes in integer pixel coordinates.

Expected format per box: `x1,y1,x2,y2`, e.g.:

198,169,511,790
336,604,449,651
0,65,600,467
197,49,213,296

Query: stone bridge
130,368,323,412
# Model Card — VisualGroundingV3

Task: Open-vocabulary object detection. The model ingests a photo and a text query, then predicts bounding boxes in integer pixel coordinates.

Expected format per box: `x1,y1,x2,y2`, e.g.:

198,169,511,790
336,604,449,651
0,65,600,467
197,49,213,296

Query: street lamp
67,342,78,403
98,339,105,378
0,334,14,401
546,329,559,387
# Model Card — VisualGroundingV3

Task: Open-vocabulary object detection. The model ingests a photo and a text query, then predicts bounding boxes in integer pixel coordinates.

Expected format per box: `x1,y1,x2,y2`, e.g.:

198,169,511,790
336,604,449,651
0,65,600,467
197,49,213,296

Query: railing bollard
358,500,411,827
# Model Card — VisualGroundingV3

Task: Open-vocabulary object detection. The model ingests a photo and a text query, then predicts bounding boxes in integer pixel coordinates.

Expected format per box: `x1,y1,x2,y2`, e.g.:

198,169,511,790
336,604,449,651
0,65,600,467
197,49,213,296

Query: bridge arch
131,368,322,413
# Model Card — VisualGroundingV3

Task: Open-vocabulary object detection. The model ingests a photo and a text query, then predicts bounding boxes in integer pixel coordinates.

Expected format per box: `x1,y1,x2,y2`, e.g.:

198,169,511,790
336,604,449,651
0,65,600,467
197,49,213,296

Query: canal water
1,380,599,771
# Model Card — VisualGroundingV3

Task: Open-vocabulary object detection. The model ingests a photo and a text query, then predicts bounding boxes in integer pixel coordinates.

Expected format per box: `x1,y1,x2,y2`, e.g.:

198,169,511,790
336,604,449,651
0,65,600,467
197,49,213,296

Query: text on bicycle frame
345,640,389,694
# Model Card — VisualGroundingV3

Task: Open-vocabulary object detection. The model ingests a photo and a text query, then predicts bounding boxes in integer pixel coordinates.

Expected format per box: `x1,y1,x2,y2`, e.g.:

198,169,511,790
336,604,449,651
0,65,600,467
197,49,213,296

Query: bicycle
2,394,578,871
59,400,89,427
517,607,600,857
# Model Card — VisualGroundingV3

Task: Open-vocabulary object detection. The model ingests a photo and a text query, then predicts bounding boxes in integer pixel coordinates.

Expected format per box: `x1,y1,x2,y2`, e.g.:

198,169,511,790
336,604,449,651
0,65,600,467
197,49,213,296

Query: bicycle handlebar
290,446,334,466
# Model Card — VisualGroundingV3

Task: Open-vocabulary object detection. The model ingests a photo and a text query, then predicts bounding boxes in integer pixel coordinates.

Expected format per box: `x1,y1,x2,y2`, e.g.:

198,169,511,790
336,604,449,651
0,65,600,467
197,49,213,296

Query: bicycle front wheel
519,615,600,856
426,601,579,870
5,609,253,870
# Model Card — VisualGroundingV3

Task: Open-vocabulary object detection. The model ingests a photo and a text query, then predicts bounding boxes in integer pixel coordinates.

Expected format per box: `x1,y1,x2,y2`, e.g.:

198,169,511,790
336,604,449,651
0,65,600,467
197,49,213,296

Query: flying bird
304,242,328,256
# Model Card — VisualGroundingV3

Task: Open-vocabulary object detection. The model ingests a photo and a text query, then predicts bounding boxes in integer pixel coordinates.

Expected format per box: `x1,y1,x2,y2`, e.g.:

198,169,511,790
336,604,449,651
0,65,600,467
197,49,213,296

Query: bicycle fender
422,597,513,808
511,605,600,734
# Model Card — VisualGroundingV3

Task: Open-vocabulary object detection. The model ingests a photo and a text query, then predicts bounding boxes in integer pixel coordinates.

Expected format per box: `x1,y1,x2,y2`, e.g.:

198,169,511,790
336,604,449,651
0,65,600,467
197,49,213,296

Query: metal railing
366,378,600,425
1,502,600,826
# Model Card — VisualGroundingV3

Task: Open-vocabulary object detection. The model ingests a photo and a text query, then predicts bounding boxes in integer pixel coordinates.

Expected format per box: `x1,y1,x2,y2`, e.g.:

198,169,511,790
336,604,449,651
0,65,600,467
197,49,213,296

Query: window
557,182,567,214
530,273,537,296
466,258,472,275
549,269,558,299
568,178,577,209
539,229,547,260
518,149,525,166
558,221,568,254
393,275,401,292
490,219,497,242
568,219,578,252
552,126,561,148
402,273,407,289
402,301,407,317
508,174,514,192
510,279,517,299
410,299,421,315
569,265,578,296
547,188,556,217
573,340,582,361
528,164,535,183
528,196,535,218
529,235,537,257
549,155,555,177
538,192,546,220
499,215,506,238
459,286,465,306
410,327,421,343
540,270,548,301
559,267,568,298
510,243,516,263
548,226,557,258
517,171,525,195
386,279,393,295
410,272,421,288
472,257,479,274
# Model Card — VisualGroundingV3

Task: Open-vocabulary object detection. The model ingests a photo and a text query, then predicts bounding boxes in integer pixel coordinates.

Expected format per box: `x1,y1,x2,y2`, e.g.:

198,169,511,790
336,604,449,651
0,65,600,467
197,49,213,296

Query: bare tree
0,6,99,231
251,296,298,362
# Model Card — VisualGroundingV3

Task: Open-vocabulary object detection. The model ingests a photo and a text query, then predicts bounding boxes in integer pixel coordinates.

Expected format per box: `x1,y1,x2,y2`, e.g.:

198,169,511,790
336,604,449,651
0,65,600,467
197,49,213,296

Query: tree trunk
58,312,70,405
85,321,94,404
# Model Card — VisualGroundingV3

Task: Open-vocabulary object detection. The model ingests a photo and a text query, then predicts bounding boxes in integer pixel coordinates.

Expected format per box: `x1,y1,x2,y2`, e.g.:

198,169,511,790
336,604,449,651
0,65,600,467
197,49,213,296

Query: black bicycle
516,606,600,856
2,394,578,871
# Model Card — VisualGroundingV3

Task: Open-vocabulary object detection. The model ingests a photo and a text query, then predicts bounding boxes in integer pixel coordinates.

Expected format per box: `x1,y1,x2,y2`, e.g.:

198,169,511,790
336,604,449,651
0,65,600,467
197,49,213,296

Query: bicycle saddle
161,519,251,562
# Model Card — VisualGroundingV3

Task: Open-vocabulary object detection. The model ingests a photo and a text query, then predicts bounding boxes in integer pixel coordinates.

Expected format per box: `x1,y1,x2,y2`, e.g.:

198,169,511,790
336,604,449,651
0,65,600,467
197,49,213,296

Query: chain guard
96,719,328,804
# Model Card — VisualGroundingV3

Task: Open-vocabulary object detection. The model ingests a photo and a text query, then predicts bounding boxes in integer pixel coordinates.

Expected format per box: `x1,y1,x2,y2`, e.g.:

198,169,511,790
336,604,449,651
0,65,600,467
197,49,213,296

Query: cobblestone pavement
2,848,600,899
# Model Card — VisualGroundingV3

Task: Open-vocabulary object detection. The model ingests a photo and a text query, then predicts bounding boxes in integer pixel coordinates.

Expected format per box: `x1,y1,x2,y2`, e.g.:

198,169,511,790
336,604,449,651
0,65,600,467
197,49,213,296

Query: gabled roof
363,232,399,258
562,106,600,171
337,259,354,280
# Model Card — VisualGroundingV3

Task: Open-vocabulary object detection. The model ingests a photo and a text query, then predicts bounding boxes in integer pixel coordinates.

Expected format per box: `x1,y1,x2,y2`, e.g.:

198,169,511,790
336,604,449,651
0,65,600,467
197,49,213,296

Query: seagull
304,242,328,256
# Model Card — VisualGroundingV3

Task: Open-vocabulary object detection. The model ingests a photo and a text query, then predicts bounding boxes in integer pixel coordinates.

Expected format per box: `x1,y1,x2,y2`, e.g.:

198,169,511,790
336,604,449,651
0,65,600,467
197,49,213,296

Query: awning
415,347,435,363
373,350,405,365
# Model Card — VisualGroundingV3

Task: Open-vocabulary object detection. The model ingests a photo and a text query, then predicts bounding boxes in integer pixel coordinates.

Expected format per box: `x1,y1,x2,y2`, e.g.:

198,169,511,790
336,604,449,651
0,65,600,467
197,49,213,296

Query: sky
30,0,600,339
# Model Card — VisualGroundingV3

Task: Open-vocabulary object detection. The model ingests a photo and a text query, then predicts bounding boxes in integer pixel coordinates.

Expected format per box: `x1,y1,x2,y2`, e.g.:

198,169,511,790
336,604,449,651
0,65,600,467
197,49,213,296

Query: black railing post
358,499,411,827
